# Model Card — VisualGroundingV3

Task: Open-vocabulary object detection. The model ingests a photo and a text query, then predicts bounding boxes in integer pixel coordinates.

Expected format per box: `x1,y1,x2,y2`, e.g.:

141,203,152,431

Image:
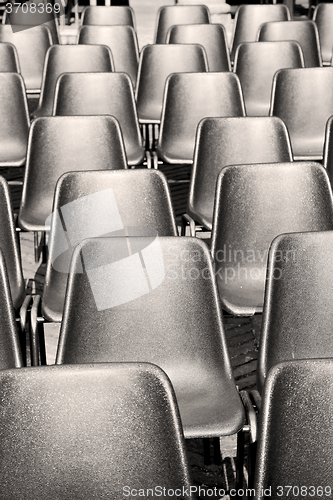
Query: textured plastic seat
78,25,139,87
270,67,333,160
0,72,30,167
233,41,304,116
135,44,208,124
0,25,52,93
0,42,19,72
18,116,127,232
186,116,292,231
0,363,194,500
4,8,59,44
54,72,145,166
33,45,114,118
56,236,246,439
155,5,210,44
313,3,333,66
258,20,322,68
166,23,231,72
258,230,333,394
230,4,290,62
254,359,333,494
211,161,333,316
157,72,245,165
81,5,135,27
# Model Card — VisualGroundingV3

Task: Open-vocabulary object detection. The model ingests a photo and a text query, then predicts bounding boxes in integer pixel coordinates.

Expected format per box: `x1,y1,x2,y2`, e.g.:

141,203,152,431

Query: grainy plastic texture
155,5,210,44
211,162,333,316
312,3,333,65
81,5,135,27
0,363,194,499
0,42,19,72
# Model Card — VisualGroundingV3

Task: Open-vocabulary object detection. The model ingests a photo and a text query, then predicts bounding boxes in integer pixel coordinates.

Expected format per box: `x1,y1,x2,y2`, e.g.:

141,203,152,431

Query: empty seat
323,115,333,185
33,45,114,118
258,20,322,68
0,363,195,499
230,4,291,62
313,3,333,66
81,5,135,27
211,161,333,316
270,67,333,160
185,116,292,232
233,41,304,116
0,42,19,72
4,6,59,44
155,5,210,44
166,23,231,72
78,25,139,87
18,116,127,232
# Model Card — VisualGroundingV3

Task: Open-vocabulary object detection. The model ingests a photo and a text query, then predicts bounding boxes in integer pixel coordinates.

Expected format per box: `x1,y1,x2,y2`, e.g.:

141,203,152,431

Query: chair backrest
0,42,19,72
313,3,333,65
211,161,333,316
166,23,231,72
57,236,246,438
188,116,292,230
0,25,52,92
0,363,194,499
34,45,114,118
233,41,304,116
0,72,30,168
42,169,177,322
18,116,127,232
4,8,59,44
81,5,135,27
258,20,322,68
254,359,333,493
78,25,139,87
155,5,210,44
258,230,333,394
323,115,333,185
135,44,208,123
270,67,333,160
157,72,245,164
53,72,144,166
230,4,290,62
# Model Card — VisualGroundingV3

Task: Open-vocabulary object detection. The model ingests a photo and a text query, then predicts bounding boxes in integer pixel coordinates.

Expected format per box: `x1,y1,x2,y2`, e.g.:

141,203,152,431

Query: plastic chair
0,25,53,93
323,116,333,185
313,3,333,66
0,363,195,500
258,230,333,394
53,72,145,166
33,45,114,118
211,161,333,316
155,5,210,44
233,41,304,116
230,4,291,63
185,116,292,233
270,67,333,160
18,116,127,233
0,42,19,72
156,72,245,165
0,72,30,167
78,25,139,87
166,23,231,72
81,5,135,27
258,20,322,68
4,7,59,44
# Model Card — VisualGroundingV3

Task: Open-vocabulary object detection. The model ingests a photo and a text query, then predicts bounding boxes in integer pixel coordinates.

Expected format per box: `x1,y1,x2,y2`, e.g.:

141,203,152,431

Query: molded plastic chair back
254,359,333,493
211,161,333,316
136,44,208,124
155,5,210,44
157,72,245,164
0,363,194,500
54,72,144,166
234,41,304,116
18,116,127,232
34,45,114,118
0,42,19,72
313,3,333,66
270,67,333,160
167,23,231,72
81,5,135,27
42,169,177,322
0,25,52,93
258,20,322,68
323,115,333,185
188,116,292,230
0,72,30,167
78,25,139,87
4,8,59,44
258,230,333,394
230,4,290,62
57,236,245,438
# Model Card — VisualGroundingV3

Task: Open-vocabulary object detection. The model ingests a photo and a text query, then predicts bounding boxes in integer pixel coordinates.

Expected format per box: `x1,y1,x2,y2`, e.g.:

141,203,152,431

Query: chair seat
0,140,26,166
218,278,264,316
